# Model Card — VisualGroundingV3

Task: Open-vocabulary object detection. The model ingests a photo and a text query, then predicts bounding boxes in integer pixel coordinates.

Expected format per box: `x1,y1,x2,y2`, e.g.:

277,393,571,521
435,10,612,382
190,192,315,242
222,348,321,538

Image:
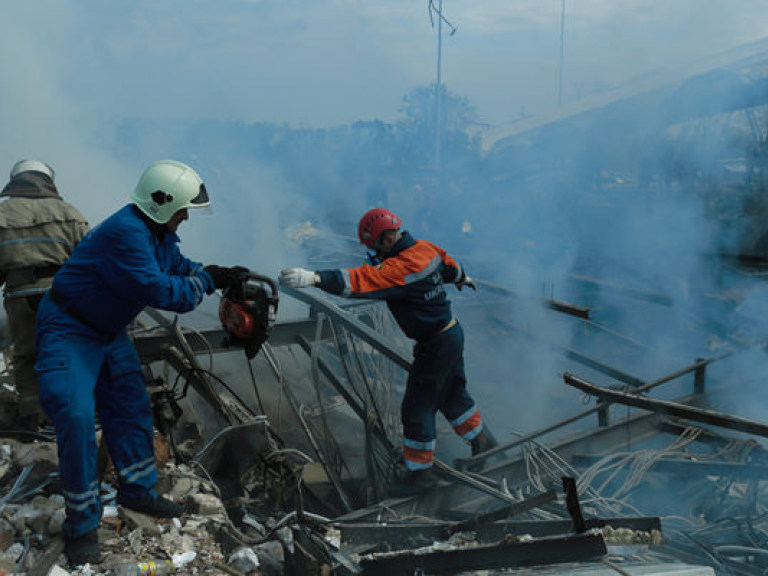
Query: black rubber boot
66,529,101,566
122,495,183,518
470,429,498,456
389,468,440,498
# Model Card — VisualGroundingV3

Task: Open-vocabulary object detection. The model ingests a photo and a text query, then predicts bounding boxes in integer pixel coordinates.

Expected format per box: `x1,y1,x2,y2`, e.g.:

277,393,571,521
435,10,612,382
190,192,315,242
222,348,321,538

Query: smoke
4,1,768,521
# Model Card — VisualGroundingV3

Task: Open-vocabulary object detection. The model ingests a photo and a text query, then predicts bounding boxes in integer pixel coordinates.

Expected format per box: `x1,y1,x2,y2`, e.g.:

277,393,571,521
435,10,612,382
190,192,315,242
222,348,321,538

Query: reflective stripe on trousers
35,295,156,538
401,321,481,470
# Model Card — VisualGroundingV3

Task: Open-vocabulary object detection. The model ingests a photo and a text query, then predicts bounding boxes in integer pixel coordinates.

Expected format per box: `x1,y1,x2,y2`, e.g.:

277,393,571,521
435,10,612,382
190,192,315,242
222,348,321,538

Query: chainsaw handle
241,272,279,299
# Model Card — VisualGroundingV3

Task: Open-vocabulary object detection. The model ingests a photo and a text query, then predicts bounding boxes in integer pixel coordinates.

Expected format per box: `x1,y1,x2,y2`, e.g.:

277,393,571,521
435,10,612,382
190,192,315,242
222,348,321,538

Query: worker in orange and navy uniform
279,207,496,496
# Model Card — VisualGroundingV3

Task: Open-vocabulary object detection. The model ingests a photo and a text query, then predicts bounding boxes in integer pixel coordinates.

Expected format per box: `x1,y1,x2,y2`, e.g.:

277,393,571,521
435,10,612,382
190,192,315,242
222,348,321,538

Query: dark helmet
358,208,401,248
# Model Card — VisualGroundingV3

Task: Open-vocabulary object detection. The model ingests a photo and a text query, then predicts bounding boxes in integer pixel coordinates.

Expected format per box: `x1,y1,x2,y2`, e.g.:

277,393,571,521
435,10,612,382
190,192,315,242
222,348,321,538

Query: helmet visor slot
190,183,210,206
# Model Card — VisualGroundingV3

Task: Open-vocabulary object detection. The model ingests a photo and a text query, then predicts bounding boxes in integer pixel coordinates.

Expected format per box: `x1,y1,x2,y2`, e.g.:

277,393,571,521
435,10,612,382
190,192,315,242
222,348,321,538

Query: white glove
279,268,316,288
456,274,477,291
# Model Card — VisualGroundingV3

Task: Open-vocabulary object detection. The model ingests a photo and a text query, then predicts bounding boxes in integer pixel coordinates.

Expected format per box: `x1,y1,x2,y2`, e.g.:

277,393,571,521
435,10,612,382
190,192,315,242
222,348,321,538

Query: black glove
203,265,249,291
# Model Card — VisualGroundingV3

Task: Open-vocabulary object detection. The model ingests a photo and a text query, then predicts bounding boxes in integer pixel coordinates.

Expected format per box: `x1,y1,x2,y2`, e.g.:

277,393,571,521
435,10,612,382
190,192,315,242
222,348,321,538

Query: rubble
0,420,303,576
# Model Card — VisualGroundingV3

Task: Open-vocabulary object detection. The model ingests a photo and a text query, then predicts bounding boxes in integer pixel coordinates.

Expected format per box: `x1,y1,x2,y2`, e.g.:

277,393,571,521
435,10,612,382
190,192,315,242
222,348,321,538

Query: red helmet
358,208,401,248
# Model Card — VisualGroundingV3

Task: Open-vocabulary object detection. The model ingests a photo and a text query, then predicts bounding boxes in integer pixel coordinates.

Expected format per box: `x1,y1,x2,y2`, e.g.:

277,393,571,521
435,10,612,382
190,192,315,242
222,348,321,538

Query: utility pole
434,0,444,173
558,0,566,106
429,0,456,175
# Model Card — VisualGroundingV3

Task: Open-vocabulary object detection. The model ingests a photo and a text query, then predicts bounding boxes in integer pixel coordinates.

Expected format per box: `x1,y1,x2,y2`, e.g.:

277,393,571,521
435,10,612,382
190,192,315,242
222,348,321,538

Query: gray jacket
0,173,89,298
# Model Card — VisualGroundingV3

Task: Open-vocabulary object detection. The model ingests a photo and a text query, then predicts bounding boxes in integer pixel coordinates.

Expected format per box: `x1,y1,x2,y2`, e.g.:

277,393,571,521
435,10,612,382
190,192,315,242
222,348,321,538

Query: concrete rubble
0,430,315,576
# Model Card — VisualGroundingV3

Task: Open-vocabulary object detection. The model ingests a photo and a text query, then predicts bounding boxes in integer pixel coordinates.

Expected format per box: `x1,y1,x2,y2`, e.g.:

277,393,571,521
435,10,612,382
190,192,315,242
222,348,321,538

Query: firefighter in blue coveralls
279,207,497,496
35,160,247,565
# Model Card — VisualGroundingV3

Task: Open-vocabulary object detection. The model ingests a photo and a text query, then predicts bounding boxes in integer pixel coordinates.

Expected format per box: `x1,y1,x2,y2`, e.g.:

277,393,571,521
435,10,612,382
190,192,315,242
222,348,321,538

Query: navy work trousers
35,294,157,538
401,321,481,470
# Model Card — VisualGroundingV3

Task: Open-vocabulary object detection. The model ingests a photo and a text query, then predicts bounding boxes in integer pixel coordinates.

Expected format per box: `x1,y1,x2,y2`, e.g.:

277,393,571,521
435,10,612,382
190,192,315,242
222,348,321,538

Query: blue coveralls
35,204,212,538
316,231,483,470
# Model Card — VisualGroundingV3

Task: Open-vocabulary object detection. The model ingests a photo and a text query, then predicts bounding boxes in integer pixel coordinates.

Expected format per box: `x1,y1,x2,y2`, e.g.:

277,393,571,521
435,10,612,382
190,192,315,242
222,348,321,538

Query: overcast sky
4,1,768,130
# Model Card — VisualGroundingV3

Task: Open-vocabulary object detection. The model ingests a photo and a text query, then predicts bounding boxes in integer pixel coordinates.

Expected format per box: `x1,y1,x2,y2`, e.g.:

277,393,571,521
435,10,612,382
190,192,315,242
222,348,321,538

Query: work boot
389,468,441,498
470,429,498,457
66,529,101,566
121,495,183,518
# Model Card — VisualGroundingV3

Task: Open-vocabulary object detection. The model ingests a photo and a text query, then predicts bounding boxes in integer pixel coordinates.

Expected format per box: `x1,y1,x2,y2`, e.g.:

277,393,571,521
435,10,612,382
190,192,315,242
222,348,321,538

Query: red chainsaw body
217,272,279,359
219,298,257,339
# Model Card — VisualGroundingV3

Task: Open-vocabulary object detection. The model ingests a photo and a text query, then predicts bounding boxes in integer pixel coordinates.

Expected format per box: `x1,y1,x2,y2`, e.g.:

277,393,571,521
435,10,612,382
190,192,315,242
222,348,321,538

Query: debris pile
0,428,334,576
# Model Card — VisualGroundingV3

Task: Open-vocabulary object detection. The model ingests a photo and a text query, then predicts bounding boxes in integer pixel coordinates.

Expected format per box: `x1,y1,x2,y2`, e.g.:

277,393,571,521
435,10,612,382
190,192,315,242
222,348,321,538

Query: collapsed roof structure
123,269,768,575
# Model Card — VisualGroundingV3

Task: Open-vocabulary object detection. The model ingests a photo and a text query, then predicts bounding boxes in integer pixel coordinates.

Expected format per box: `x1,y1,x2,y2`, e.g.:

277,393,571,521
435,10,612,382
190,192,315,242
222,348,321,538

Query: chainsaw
218,271,279,359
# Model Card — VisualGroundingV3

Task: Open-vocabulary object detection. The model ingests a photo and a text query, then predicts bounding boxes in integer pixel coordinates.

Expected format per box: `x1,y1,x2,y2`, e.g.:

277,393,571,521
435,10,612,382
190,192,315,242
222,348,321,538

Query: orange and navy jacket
316,231,465,340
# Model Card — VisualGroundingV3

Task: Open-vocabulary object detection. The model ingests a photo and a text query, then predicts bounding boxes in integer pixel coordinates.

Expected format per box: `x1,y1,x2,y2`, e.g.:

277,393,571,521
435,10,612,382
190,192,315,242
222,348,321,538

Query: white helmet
10,159,55,182
131,160,210,224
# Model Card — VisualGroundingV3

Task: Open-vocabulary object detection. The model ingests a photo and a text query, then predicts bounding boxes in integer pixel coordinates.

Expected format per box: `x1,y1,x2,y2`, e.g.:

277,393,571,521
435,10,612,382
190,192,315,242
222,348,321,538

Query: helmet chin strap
365,248,382,266
365,232,398,265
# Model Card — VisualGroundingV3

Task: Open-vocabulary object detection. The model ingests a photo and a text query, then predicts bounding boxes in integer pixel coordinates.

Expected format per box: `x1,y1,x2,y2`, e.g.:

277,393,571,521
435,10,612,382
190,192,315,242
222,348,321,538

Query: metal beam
336,515,660,552
356,532,607,575
572,454,768,480
446,489,558,536
132,317,328,363
545,298,590,320
459,356,720,469
279,286,412,369
564,372,768,439
562,348,645,387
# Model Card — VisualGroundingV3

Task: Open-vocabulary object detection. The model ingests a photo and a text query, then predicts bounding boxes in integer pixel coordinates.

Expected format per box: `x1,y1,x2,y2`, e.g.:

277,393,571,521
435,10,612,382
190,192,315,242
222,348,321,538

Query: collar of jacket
131,203,180,243
384,230,415,259
0,174,60,199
